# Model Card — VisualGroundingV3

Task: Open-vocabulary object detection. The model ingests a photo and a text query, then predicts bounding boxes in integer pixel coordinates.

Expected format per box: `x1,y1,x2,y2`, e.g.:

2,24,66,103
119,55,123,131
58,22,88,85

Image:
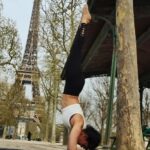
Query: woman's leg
63,24,86,96
63,5,91,96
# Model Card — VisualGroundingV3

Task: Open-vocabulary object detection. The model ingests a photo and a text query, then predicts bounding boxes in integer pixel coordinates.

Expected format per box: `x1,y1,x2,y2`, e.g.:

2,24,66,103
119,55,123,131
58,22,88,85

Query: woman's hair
83,125,101,150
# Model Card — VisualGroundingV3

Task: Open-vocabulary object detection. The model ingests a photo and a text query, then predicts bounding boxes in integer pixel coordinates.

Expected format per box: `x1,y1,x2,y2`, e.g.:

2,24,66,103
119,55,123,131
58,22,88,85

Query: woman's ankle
81,4,91,24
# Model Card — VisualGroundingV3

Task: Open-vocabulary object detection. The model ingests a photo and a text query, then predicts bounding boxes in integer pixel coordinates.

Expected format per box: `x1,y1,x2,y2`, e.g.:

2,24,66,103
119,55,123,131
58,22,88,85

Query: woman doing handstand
61,5,101,150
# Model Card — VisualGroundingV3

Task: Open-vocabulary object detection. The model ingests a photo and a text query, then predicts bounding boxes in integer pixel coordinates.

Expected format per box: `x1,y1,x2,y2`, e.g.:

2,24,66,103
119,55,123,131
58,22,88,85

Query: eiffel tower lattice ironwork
16,0,41,102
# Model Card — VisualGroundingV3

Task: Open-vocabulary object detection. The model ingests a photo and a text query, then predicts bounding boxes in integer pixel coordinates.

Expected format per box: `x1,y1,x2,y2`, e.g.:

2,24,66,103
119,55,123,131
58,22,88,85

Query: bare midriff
62,94,80,108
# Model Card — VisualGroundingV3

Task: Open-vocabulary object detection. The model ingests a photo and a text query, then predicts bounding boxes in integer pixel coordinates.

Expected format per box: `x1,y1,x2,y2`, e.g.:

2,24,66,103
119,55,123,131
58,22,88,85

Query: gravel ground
0,139,66,150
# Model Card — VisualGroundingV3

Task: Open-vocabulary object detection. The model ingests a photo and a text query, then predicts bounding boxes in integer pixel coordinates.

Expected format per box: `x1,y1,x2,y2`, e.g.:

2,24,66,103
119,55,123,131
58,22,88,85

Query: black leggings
63,23,87,96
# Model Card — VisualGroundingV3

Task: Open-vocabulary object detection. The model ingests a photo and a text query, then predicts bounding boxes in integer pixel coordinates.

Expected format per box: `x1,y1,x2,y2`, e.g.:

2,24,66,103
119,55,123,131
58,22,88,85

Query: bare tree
0,17,21,69
0,1,21,83
80,77,117,144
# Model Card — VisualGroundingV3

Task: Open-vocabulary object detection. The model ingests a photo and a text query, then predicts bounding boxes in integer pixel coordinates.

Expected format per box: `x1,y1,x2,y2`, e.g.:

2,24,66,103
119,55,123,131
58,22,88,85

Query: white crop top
62,104,86,129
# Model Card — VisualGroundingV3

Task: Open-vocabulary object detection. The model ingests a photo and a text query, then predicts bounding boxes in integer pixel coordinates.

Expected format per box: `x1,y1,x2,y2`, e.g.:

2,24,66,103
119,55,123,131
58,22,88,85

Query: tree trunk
116,0,145,150
63,127,69,145
48,93,54,142
51,96,56,143
100,119,105,145
50,63,59,143
2,125,7,139
44,100,50,141
12,125,17,139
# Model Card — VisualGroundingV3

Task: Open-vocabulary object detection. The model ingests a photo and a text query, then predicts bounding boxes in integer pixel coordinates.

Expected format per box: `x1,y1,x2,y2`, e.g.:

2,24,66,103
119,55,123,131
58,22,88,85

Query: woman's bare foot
81,4,91,24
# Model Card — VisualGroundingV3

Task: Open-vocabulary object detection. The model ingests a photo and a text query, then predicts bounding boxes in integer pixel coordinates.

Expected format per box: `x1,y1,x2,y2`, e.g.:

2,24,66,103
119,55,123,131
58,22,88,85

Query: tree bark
50,62,59,143
116,0,145,150
2,125,7,139
44,100,50,141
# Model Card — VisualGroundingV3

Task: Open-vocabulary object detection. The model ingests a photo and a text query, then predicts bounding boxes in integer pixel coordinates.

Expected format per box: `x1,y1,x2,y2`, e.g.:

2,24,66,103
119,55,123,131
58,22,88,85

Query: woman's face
77,130,88,149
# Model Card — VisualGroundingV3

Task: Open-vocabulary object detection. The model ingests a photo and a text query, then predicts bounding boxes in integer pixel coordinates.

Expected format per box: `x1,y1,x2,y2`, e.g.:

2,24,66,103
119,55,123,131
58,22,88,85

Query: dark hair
83,125,101,150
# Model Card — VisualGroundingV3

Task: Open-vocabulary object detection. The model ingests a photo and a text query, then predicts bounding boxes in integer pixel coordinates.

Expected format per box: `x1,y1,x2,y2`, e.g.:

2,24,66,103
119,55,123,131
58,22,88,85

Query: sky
2,0,34,50
2,0,34,99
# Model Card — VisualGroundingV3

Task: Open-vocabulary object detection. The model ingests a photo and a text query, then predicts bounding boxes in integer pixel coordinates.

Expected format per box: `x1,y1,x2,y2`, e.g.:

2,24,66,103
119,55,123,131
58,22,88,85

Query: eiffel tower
13,0,42,138
16,0,41,102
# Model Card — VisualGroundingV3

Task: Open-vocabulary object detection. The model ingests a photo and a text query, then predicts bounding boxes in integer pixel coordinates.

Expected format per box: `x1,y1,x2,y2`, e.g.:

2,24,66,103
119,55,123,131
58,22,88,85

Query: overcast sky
2,0,34,50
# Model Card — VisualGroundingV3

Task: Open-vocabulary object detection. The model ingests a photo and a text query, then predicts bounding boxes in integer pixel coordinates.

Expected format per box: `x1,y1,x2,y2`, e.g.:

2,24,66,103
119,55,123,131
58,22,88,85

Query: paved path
0,139,112,150
0,139,66,150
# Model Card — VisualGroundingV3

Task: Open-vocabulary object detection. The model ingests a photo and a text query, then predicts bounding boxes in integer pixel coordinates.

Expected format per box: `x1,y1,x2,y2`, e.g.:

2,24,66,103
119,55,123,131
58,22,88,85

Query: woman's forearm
67,124,82,150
